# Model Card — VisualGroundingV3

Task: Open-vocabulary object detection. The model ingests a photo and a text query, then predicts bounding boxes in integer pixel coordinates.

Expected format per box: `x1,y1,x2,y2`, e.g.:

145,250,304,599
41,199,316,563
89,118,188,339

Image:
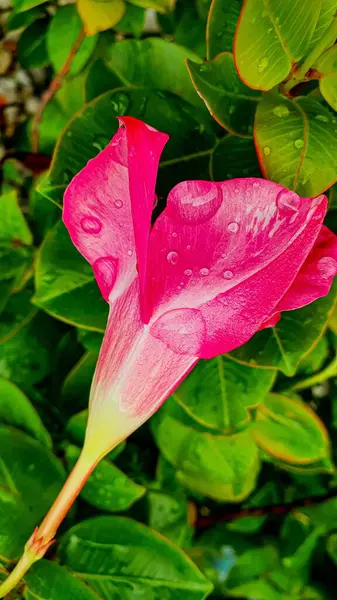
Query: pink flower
63,116,337,458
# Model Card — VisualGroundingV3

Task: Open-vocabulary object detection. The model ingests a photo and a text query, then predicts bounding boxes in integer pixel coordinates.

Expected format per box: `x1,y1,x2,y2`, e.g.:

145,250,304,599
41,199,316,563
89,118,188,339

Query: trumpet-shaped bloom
63,116,337,457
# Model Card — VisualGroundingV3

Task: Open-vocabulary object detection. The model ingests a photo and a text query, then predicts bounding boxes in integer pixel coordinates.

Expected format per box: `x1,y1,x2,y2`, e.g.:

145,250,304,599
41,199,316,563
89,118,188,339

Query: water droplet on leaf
315,114,329,123
273,104,289,118
257,57,269,73
263,146,271,156
294,139,304,149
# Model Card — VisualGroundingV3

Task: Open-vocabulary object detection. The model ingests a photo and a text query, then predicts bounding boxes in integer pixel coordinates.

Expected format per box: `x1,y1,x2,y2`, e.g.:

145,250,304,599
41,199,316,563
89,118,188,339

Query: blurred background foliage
1,0,337,597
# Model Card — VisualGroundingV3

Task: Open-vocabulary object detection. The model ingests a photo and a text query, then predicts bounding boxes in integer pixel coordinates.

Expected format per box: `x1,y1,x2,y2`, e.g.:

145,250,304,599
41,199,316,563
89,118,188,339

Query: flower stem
283,15,337,95
0,448,97,598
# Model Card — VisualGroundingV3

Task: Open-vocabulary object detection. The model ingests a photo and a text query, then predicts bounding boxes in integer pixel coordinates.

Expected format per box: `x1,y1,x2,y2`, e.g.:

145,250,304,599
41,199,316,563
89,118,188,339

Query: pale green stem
0,448,98,598
283,16,337,95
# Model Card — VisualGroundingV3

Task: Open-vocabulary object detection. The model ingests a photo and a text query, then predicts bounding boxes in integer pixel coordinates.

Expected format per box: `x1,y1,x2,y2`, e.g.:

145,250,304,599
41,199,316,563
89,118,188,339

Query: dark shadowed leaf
206,0,243,59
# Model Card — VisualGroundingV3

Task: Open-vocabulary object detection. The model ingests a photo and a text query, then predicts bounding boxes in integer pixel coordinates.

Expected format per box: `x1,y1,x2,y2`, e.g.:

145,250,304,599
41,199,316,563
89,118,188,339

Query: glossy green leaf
116,4,146,36
61,351,98,412
0,377,51,447
316,45,337,111
17,17,49,69
234,0,320,90
105,38,202,108
59,516,213,599
152,399,260,502
307,0,337,51
0,285,36,343
173,356,275,433
211,135,261,180
188,53,261,137
147,489,193,546
0,190,32,245
38,88,216,206
24,560,99,600
128,0,175,12
206,0,243,59
65,444,145,512
230,279,337,375
47,6,97,75
13,0,47,13
34,221,108,330
254,94,337,197
0,426,65,561
77,0,125,36
7,5,43,29
253,393,330,465
228,481,279,534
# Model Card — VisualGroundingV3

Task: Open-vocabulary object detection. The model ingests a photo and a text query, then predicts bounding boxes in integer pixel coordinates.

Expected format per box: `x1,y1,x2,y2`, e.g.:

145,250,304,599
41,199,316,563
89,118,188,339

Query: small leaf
59,516,213,599
65,444,145,512
47,5,97,75
254,94,337,197
188,53,260,136
207,0,243,59
316,45,337,111
151,399,260,502
211,135,261,180
252,393,330,465
234,0,320,90
24,560,99,600
173,356,275,433
77,0,125,36
0,426,65,561
34,221,108,330
17,17,49,69
230,279,337,375
0,377,51,447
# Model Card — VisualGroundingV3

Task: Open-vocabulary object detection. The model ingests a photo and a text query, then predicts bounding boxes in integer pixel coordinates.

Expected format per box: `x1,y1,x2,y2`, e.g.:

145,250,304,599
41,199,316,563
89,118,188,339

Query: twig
197,489,337,530
31,28,85,154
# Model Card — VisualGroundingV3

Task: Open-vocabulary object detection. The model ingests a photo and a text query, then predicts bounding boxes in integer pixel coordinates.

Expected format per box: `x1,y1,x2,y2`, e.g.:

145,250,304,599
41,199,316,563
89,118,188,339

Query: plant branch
283,15,337,95
197,488,337,530
31,28,85,154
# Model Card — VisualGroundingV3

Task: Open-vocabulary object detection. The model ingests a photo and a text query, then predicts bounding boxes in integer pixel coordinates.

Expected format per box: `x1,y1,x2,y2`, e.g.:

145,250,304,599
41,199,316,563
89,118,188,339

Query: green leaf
173,356,275,433
61,351,98,412
227,482,279,534
206,0,243,59
47,5,97,75
306,0,337,51
316,45,337,111
211,135,261,180
77,0,125,36
17,17,49,69
254,94,337,197
0,377,51,447
116,4,146,36
230,280,337,375
24,560,99,600
147,489,193,546
65,444,145,512
59,516,212,599
13,0,47,13
128,0,175,13
34,220,108,330
0,286,36,343
7,5,43,30
29,174,59,240
0,190,32,245
0,425,65,561
234,0,321,90
65,409,126,460
151,399,260,502
188,53,261,136
253,393,330,465
105,38,203,108
38,88,216,206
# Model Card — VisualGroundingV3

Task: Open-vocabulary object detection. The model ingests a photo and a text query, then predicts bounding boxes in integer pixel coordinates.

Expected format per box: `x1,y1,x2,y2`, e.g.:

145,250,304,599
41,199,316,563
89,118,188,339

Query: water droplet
223,270,233,279
127,249,132,256
150,308,206,355
184,269,192,276
229,105,235,115
93,256,118,301
318,256,337,280
257,57,269,73
276,189,300,214
227,222,239,233
172,232,177,238
168,181,222,224
80,216,102,234
114,200,123,208
186,245,191,250
294,139,304,149
167,251,179,265
272,104,289,118
199,267,210,276
315,114,328,123
263,146,271,156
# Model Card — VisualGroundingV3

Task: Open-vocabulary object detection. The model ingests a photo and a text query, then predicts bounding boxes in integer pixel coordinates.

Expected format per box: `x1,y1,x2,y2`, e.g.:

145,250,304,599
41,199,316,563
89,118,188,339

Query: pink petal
63,117,168,312
146,179,328,358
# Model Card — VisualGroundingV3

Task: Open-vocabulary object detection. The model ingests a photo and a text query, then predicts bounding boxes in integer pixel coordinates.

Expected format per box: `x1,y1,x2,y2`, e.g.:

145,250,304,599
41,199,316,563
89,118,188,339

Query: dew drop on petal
273,105,289,118
93,256,118,301
199,267,210,276
184,269,192,276
114,200,123,208
263,146,271,156
150,308,206,355
227,222,240,233
223,270,233,279
80,216,102,234
276,189,300,214
318,256,337,280
294,139,304,149
168,181,222,224
167,251,179,265
257,57,269,72
172,232,177,238
127,249,132,256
